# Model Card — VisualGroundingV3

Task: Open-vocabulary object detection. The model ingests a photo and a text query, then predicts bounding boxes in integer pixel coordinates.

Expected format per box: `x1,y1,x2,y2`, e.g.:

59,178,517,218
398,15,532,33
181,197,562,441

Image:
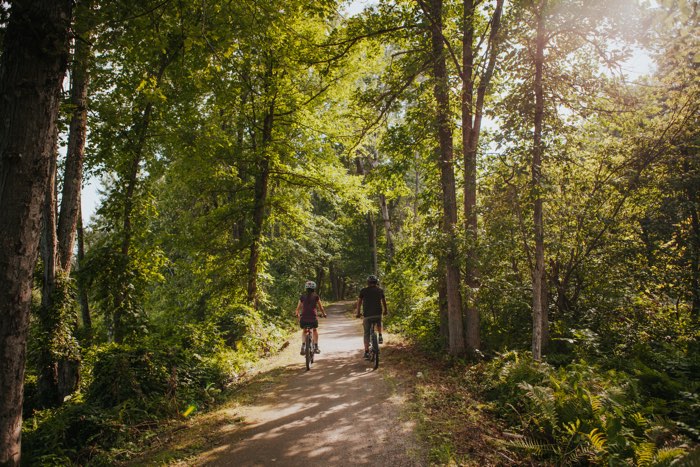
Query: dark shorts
363,316,381,341
300,320,318,329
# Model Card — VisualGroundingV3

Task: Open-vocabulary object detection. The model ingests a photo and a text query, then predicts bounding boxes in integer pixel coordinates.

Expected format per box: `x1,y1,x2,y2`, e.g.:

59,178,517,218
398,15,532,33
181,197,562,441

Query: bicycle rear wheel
305,332,313,370
371,332,379,369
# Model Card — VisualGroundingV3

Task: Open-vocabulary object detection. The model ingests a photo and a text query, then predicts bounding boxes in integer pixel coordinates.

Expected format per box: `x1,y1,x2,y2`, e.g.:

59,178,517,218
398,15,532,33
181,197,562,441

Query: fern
635,442,656,467
586,428,608,453
587,390,604,416
654,446,687,466
518,382,558,427
504,437,555,457
563,419,581,436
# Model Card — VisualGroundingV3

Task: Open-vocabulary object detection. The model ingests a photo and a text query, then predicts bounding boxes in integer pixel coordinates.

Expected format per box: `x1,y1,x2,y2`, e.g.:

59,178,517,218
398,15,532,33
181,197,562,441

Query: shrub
481,352,690,465
87,344,170,409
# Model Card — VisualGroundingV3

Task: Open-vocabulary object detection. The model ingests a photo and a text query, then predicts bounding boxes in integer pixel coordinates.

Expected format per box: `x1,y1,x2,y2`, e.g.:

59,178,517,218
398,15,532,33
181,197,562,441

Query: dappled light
0,0,697,465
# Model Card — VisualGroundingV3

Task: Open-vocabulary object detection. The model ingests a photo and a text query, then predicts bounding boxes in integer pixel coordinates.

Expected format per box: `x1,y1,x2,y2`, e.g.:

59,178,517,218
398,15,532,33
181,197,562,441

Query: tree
422,0,467,356
58,0,94,273
0,1,72,463
461,0,505,353
531,0,546,360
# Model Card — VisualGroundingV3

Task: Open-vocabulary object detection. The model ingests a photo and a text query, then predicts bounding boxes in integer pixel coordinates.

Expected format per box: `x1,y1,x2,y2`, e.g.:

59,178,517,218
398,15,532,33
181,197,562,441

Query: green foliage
87,344,169,409
22,312,282,464
482,352,692,465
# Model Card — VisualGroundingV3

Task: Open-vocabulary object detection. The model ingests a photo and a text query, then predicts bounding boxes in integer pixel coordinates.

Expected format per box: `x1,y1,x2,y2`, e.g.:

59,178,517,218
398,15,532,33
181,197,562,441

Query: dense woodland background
0,0,698,465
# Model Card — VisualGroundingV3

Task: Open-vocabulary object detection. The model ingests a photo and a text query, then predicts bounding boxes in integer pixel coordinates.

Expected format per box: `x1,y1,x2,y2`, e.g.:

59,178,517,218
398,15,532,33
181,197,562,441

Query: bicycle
365,317,381,369
302,324,315,371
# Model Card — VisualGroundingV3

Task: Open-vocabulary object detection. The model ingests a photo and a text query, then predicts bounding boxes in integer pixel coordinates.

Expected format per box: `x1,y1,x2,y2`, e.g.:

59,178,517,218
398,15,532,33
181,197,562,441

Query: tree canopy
0,0,697,464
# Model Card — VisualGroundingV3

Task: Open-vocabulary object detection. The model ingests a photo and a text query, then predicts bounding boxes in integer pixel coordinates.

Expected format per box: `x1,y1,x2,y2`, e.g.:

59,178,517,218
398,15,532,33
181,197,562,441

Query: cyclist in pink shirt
295,280,327,355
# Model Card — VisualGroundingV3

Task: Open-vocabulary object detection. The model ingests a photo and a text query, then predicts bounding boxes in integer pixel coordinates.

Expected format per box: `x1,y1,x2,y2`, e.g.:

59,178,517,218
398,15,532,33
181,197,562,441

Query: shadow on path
198,304,421,467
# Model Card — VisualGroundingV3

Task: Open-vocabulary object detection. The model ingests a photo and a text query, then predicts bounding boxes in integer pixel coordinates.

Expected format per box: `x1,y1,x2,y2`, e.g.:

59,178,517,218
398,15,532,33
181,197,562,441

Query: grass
380,342,524,466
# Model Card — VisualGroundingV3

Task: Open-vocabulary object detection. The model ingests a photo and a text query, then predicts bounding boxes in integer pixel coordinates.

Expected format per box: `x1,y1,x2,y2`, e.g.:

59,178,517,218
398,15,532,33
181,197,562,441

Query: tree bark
37,131,63,408
438,260,450,345
77,205,92,338
462,0,504,354
247,102,273,309
378,194,395,259
532,0,547,361
425,0,466,356
329,262,340,300
58,15,92,273
0,1,72,463
368,212,379,275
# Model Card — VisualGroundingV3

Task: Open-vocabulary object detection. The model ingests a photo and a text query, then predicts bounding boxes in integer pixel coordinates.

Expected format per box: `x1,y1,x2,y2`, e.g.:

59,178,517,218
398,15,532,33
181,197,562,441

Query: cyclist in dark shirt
355,274,388,359
295,280,327,355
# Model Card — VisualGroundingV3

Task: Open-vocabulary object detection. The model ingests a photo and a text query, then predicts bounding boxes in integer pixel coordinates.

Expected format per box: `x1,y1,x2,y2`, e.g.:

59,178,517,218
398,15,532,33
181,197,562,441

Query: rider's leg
312,328,319,344
300,329,307,354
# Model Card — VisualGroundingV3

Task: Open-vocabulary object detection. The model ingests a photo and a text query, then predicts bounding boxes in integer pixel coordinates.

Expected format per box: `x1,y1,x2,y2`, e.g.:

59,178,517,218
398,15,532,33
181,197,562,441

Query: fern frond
654,446,686,466
518,382,558,425
586,428,608,453
635,442,656,467
631,411,649,428
586,390,604,416
505,437,555,457
563,419,581,436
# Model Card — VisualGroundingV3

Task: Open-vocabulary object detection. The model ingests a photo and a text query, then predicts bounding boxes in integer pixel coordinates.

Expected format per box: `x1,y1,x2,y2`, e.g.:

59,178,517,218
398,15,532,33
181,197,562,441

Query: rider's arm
382,297,388,316
355,297,363,317
318,299,327,317
295,300,302,319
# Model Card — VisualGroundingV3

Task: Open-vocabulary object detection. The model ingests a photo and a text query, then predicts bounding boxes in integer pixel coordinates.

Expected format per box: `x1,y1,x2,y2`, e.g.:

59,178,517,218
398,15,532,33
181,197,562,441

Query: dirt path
188,302,424,466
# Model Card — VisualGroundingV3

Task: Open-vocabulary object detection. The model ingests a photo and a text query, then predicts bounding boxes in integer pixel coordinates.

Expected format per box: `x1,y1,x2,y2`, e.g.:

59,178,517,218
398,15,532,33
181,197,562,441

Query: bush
87,344,170,409
481,352,690,465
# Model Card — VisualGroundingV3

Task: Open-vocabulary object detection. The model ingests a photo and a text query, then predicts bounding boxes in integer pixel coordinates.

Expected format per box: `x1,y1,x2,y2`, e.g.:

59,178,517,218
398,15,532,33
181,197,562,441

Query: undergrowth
22,305,290,466
478,351,698,466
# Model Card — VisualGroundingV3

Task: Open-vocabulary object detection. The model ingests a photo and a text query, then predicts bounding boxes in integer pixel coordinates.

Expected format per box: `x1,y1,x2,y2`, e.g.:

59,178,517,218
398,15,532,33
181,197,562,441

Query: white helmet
305,280,316,290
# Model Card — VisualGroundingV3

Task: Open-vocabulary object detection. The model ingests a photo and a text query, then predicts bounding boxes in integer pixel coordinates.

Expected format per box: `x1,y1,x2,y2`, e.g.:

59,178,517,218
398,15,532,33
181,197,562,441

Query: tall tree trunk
0,1,72,463
315,266,325,296
58,15,92,273
114,42,182,342
461,0,504,354
368,212,379,274
532,0,547,361
39,133,81,408
378,194,395,259
77,206,92,338
113,101,154,343
438,260,450,345
426,0,466,356
37,132,63,408
247,102,273,309
329,262,340,300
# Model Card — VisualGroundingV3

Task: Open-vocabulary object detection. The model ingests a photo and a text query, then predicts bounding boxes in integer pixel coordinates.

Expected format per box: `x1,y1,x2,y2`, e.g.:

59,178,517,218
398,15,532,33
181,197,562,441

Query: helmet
304,280,316,290
367,275,378,284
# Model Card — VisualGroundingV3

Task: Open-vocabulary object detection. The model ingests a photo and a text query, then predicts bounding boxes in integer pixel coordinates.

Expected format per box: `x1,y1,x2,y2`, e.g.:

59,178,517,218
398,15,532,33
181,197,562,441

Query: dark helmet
367,274,379,284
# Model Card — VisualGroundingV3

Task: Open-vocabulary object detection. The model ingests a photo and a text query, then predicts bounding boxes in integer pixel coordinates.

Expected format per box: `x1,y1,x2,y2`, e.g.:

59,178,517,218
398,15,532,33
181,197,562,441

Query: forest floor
128,302,513,466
